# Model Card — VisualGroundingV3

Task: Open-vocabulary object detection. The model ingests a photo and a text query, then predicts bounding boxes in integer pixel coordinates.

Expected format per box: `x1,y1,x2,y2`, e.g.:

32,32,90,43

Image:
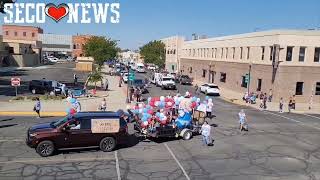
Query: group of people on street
129,86,142,102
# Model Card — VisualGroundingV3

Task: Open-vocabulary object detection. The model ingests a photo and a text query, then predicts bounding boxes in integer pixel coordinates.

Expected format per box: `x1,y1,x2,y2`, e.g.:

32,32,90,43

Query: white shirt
206,102,213,112
201,124,211,137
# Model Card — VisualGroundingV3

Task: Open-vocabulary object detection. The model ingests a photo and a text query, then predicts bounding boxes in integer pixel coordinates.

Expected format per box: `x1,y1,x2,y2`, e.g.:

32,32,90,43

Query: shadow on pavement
0,124,18,128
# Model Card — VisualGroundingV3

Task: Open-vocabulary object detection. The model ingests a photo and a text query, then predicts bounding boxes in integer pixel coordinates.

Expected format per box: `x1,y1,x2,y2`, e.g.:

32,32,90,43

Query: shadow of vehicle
0,124,18,128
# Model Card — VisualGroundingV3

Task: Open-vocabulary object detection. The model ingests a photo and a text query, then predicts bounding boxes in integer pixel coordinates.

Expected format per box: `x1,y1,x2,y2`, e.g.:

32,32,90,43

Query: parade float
130,93,210,140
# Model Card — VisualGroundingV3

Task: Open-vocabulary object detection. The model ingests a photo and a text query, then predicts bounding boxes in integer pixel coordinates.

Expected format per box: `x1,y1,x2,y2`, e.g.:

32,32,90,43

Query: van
136,63,145,73
26,111,129,157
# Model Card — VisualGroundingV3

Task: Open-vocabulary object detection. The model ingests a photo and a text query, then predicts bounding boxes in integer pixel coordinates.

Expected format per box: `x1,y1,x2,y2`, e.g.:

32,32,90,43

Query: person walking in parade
279,97,284,113
206,98,214,119
288,96,293,113
201,121,212,146
33,97,41,118
99,98,107,111
238,109,248,131
73,73,78,86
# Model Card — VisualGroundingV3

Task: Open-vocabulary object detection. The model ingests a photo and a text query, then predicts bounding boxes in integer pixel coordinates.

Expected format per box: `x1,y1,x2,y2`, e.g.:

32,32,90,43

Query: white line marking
264,111,320,130
115,151,121,180
0,139,24,142
304,114,320,120
0,156,115,164
164,143,190,180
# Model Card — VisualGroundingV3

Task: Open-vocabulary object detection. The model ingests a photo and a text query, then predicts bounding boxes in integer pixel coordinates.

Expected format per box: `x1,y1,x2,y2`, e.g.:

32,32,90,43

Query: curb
0,112,67,117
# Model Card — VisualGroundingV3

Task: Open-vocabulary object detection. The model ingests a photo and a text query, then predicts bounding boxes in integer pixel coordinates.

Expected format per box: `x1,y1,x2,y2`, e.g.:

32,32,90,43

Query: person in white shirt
201,121,211,146
206,98,214,119
100,98,107,111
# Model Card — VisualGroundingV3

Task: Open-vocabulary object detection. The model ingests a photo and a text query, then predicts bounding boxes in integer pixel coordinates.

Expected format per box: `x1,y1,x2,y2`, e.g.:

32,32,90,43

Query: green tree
88,70,103,89
84,36,119,66
140,40,165,68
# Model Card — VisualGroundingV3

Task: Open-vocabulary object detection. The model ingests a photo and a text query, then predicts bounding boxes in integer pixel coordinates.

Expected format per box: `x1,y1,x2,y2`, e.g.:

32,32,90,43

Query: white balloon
167,102,172,106
155,101,159,107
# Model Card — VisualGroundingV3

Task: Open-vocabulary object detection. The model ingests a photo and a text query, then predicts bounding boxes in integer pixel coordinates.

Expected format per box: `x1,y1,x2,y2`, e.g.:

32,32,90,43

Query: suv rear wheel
100,137,116,152
36,140,55,157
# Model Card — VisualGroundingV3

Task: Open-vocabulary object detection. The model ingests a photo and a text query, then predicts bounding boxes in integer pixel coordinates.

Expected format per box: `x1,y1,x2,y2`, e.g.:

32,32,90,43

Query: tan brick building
72,35,92,58
163,30,320,104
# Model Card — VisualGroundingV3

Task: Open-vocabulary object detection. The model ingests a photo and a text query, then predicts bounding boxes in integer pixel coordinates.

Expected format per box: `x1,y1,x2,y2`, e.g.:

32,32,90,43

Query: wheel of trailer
100,137,116,152
182,130,192,140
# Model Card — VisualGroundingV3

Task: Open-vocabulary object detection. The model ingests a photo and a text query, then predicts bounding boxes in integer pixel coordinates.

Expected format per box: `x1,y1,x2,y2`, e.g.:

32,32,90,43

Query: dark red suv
26,111,128,157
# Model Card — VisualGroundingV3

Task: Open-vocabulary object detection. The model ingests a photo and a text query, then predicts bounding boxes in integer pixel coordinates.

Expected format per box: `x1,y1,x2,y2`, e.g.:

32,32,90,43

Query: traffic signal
0,0,16,14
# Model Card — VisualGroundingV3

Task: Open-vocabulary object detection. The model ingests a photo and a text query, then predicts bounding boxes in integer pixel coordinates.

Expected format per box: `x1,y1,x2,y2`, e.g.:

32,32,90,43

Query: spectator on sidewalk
279,97,284,113
268,89,273,102
195,84,199,95
200,121,212,146
99,98,107,111
263,93,267,110
33,97,41,118
61,83,66,97
288,97,293,113
309,94,313,110
259,92,264,109
292,95,296,110
129,86,134,102
118,76,122,87
73,74,78,85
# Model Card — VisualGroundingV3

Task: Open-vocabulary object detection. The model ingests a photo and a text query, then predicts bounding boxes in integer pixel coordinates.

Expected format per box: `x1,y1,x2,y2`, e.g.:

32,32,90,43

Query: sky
0,0,319,50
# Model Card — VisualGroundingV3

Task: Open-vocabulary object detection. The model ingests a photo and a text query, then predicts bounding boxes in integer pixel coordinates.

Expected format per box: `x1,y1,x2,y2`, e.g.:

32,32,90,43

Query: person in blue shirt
238,109,247,131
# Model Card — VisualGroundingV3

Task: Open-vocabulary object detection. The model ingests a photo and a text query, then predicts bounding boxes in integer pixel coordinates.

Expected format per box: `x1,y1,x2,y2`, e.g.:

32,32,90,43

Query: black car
131,79,148,93
178,75,193,85
29,80,63,95
26,111,129,157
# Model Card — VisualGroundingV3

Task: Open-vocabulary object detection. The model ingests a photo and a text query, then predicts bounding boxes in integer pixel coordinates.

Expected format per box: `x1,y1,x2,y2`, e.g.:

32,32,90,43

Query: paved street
0,71,320,180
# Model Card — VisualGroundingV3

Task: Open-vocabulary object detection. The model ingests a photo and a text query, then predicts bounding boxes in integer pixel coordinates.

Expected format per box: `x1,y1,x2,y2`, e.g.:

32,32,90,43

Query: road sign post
11,77,21,96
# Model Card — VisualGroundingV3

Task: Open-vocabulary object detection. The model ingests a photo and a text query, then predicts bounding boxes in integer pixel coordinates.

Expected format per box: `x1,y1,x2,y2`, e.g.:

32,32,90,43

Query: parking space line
264,111,320,130
164,143,190,180
304,114,320,120
0,139,24,142
115,151,121,180
0,156,115,164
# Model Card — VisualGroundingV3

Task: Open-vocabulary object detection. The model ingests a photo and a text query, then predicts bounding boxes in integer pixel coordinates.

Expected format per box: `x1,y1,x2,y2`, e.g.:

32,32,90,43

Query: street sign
245,74,250,83
128,71,135,81
11,77,21,86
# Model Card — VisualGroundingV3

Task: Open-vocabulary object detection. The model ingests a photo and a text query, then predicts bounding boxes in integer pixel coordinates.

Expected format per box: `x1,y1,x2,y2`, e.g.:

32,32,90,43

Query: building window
215,48,217,58
225,48,228,59
5,31,9,35
172,65,175,71
232,47,235,59
240,47,243,59
315,82,320,95
257,79,262,91
295,82,304,95
221,48,224,59
286,46,293,61
14,32,18,36
32,33,35,37
220,73,226,83
23,32,26,37
299,47,306,62
189,67,192,73
261,46,265,60
270,46,274,61
202,69,207,78
241,76,247,88
314,47,320,62
247,47,250,59
173,49,176,54
193,49,195,56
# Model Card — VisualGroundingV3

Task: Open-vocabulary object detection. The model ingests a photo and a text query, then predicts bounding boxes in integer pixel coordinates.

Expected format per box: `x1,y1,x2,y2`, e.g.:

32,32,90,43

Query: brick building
72,35,92,58
162,30,320,104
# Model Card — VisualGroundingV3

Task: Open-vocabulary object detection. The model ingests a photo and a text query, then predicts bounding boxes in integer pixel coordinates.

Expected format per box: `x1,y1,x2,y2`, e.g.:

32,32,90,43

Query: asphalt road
0,70,320,180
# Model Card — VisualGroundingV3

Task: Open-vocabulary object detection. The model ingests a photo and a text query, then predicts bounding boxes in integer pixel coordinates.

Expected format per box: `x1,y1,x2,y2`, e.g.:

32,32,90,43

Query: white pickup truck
159,76,176,90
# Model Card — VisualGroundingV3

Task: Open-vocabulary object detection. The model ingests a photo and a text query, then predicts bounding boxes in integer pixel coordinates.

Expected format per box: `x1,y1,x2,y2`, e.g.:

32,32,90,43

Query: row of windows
166,49,176,55
183,46,320,62
73,44,85,49
186,68,320,96
5,31,35,37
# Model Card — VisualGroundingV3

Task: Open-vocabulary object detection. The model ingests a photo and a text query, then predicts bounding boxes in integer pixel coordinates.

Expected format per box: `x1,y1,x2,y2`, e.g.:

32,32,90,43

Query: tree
88,70,103,89
84,36,119,66
139,40,165,68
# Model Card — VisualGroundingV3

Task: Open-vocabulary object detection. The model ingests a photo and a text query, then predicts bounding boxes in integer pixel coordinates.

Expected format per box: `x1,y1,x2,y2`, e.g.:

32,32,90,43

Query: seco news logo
3,2,120,24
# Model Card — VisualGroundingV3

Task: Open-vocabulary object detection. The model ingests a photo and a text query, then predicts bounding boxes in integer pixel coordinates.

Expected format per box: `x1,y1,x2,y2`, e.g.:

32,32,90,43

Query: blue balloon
70,98,76,104
191,97,197,102
142,116,148,122
146,105,151,109
205,96,209,100
143,108,148,113
175,100,180,105
156,112,160,117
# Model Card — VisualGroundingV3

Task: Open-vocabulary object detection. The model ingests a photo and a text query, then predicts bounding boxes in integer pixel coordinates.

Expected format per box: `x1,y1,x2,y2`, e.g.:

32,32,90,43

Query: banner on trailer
91,119,120,133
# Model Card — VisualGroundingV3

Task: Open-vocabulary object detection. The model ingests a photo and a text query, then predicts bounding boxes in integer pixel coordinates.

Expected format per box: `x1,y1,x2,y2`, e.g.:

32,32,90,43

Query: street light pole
126,66,130,103
247,64,252,95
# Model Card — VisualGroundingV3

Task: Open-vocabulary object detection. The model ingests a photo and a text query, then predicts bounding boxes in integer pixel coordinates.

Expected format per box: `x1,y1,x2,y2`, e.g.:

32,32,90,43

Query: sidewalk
219,87,320,114
193,80,320,114
0,75,128,116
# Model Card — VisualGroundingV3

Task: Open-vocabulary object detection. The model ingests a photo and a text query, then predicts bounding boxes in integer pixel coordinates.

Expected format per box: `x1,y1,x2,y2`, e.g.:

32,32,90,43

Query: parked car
199,83,220,96
26,111,129,157
29,80,63,95
178,75,193,85
123,73,128,83
48,56,59,63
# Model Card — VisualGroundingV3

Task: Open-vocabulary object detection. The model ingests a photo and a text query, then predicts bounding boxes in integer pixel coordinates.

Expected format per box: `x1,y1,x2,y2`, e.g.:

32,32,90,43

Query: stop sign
11,77,21,86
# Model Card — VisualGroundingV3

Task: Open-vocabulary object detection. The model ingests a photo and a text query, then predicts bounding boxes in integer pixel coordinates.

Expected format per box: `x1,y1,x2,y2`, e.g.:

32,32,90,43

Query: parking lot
0,63,89,101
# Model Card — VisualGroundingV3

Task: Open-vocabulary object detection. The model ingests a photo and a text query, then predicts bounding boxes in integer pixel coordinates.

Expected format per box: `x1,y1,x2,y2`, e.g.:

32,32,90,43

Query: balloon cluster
66,97,78,115
149,96,175,109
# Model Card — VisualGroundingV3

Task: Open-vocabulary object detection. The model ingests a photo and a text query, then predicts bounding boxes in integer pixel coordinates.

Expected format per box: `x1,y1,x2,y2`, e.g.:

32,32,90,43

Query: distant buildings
39,34,72,57
161,30,320,104
72,35,92,58
118,50,142,63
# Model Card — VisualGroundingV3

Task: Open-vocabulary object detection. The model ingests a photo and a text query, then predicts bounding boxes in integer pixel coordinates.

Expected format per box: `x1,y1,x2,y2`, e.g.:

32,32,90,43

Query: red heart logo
45,3,69,22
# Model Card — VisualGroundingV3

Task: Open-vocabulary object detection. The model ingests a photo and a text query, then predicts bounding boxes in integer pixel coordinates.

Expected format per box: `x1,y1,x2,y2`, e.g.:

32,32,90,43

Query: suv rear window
209,85,219,88
163,78,172,81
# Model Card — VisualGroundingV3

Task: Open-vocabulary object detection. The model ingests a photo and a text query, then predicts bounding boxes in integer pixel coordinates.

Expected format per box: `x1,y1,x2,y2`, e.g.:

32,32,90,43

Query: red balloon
147,109,153,114
70,108,76,115
160,120,167,125
191,102,197,109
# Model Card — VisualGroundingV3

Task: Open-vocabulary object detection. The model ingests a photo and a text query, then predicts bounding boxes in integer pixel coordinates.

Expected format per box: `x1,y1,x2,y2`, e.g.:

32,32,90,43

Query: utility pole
247,64,252,95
